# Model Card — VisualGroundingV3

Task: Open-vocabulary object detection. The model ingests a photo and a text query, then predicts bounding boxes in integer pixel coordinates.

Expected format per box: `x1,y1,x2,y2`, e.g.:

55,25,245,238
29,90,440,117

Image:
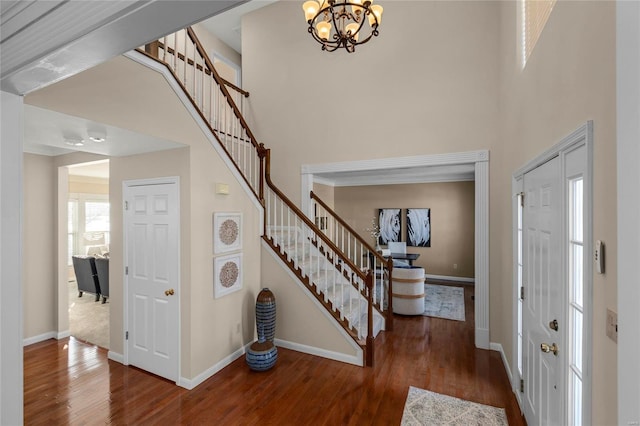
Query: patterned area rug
423,284,465,321
68,281,110,349
401,387,508,426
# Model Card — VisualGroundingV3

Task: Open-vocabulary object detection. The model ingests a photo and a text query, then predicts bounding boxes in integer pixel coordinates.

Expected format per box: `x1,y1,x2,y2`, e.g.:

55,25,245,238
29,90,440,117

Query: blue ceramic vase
255,288,276,342
245,324,278,371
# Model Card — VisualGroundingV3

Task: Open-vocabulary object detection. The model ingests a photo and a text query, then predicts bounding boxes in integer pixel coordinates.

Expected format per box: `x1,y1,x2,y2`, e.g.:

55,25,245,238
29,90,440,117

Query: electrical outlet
606,308,617,343
453,263,458,269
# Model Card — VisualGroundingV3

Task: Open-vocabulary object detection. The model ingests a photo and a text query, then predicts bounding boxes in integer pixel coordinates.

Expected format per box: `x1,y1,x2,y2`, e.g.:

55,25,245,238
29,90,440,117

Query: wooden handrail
185,28,260,151
221,78,250,98
264,150,366,282
310,190,391,269
311,190,394,331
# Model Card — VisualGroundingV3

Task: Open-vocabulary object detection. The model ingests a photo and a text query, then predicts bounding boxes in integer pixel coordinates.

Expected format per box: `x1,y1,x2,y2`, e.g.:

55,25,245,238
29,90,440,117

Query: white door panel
125,180,179,382
522,157,563,426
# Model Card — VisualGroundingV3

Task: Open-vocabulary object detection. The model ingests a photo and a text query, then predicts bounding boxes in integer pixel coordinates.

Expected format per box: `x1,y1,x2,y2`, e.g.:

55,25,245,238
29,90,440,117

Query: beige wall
312,183,335,209
69,175,108,194
333,182,475,278
244,1,617,422
26,56,264,381
22,154,56,338
498,2,617,423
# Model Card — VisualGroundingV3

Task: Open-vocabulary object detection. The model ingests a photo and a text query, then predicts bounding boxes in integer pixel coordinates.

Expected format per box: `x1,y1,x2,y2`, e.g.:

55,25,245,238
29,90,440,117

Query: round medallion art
219,261,239,288
219,219,239,246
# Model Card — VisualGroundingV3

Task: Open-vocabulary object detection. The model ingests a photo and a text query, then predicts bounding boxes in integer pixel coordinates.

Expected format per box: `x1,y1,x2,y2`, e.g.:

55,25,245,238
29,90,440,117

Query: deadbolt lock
540,342,558,356
165,288,175,296
549,319,559,331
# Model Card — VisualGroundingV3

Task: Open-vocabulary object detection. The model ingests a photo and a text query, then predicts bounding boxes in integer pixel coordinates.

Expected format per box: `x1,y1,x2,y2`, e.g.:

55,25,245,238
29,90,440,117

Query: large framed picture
213,212,242,254
406,208,431,247
377,208,401,245
214,253,243,298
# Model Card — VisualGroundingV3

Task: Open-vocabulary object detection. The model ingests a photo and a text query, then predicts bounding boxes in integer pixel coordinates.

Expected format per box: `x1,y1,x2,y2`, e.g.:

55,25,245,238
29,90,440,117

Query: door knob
165,289,175,296
540,342,558,356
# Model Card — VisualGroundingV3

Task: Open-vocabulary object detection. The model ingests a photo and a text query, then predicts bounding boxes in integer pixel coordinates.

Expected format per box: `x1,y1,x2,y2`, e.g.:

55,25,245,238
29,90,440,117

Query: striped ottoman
392,267,425,315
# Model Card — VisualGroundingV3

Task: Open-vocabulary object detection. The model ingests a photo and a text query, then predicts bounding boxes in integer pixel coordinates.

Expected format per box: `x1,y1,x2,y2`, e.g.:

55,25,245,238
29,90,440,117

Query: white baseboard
490,341,523,412
490,342,513,387
425,274,475,283
274,338,362,366
261,240,363,358
23,331,57,346
178,343,250,390
108,351,124,364
57,330,70,339
475,327,490,350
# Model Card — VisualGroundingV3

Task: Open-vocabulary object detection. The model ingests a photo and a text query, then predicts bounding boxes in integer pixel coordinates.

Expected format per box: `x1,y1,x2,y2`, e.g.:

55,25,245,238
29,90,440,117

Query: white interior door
522,156,564,425
124,179,179,381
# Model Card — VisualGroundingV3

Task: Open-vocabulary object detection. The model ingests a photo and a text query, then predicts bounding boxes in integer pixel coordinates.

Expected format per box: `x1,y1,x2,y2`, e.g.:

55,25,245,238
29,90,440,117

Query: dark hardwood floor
24,283,525,425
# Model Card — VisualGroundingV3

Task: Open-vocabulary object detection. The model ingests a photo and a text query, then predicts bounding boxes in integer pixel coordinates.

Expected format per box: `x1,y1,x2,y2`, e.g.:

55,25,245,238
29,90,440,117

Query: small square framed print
213,212,242,254
214,253,243,298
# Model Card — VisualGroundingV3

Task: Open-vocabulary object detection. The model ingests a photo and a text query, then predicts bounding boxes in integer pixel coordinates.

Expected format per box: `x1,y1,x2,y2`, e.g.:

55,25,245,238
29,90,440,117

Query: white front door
124,179,180,381
522,157,563,425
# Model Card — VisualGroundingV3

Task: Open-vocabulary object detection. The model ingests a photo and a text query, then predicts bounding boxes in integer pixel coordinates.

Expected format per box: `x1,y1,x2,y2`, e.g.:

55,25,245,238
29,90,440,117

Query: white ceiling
200,0,278,53
23,105,185,157
14,0,267,158
68,160,110,179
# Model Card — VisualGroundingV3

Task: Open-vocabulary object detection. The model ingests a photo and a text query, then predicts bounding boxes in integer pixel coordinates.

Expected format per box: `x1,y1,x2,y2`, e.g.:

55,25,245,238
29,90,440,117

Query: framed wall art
214,253,243,298
213,212,242,254
406,208,431,247
377,208,401,245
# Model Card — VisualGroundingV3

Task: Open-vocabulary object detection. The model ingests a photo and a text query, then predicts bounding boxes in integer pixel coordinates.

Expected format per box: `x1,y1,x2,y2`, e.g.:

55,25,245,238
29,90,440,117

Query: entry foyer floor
24,284,524,425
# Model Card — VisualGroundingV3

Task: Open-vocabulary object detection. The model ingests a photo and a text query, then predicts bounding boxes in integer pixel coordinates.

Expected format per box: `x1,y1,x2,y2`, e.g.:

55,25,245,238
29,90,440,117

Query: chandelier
302,0,383,53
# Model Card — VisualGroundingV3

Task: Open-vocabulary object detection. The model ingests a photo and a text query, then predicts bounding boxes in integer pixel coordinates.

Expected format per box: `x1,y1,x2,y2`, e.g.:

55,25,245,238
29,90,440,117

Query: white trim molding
23,332,57,347
108,351,124,364
301,150,490,350
178,343,250,390
274,339,361,366
617,2,640,424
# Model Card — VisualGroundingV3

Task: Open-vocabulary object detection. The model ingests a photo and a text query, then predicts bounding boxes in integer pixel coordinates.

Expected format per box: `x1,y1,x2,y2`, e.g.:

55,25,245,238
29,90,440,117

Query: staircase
136,27,394,366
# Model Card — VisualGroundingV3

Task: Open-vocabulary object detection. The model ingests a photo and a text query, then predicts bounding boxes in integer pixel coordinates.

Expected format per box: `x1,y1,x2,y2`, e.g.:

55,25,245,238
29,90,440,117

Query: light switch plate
606,308,617,343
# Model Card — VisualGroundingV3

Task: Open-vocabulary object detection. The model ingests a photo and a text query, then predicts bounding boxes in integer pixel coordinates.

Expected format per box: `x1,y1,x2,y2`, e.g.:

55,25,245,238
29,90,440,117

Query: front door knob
540,342,558,356
165,288,175,296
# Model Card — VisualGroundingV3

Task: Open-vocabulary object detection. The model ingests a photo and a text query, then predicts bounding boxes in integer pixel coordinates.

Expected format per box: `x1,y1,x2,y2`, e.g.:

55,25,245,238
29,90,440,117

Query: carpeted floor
68,281,109,349
401,386,508,426
423,284,466,321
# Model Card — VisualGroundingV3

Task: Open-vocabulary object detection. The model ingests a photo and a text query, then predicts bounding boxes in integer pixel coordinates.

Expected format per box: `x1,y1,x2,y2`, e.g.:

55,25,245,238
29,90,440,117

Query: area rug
68,281,110,349
423,284,465,321
401,386,508,426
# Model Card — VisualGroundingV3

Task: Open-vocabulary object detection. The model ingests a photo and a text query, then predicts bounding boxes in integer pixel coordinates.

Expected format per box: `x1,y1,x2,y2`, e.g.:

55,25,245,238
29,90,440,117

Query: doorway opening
302,149,490,349
65,160,110,349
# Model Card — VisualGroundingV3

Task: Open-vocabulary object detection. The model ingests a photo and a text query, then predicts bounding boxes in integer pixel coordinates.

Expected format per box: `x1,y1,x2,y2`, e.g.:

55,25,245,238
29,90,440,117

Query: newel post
386,259,394,331
366,269,374,367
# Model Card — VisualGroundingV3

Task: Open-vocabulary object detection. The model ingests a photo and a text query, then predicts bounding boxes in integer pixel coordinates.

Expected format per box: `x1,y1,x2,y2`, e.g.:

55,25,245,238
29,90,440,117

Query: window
568,177,584,425
68,194,110,263
521,0,556,67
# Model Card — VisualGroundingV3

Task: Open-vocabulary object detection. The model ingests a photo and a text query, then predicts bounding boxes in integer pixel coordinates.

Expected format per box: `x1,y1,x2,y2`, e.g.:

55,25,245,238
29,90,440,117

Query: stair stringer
123,49,264,226
261,240,363,366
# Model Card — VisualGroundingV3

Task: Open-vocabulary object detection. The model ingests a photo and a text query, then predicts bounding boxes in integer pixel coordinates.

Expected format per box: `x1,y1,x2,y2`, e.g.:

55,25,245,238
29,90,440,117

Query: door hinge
520,378,524,392
520,286,525,300
126,331,129,340
519,192,525,207
125,266,129,275
125,200,129,210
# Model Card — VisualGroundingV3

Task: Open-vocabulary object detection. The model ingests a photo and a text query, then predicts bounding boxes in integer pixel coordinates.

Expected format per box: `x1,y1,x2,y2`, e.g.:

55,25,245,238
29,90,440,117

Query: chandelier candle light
303,0,383,52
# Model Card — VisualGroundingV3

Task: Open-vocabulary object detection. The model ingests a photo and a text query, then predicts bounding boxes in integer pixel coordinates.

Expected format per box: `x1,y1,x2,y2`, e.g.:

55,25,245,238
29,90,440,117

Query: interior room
2,1,639,425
